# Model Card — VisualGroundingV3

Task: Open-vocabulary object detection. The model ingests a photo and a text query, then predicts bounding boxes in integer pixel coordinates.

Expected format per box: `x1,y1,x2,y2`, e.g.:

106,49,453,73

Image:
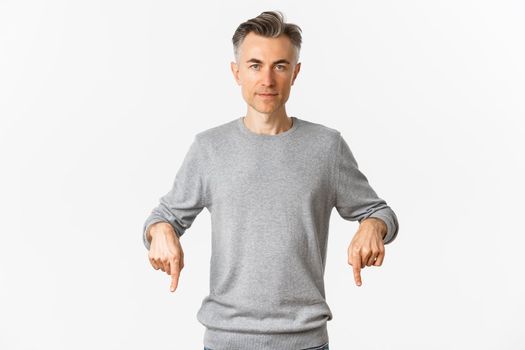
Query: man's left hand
348,217,387,287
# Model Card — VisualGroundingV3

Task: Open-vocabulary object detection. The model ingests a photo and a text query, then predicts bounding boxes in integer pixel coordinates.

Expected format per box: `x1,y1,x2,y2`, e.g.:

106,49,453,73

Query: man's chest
209,143,334,208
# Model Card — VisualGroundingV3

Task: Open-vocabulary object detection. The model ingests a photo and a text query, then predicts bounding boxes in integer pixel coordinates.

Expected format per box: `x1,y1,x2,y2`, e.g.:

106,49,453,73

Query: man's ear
291,62,301,86
230,61,241,85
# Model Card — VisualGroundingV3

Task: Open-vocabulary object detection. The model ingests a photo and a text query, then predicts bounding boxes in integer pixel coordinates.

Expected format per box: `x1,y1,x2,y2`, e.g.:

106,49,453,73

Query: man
142,10,399,350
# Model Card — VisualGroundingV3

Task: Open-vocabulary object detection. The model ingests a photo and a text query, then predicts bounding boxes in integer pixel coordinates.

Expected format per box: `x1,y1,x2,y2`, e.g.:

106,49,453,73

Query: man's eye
250,64,286,70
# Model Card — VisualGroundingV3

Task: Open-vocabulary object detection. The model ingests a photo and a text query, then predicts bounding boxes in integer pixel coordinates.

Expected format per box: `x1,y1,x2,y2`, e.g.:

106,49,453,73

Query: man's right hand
147,222,184,293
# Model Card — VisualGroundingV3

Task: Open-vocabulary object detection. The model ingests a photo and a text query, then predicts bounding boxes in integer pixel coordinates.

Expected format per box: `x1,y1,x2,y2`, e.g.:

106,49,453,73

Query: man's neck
243,110,293,136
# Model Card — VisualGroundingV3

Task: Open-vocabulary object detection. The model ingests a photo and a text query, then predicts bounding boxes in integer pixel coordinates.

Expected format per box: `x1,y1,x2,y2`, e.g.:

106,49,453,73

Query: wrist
147,222,178,242
361,217,387,239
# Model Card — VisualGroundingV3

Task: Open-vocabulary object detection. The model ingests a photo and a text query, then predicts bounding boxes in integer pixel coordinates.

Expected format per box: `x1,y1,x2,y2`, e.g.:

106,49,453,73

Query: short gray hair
232,10,303,64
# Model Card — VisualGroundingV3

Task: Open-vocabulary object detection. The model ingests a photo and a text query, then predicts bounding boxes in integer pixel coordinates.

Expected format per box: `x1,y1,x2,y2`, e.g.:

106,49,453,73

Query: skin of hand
147,222,185,292
348,217,387,287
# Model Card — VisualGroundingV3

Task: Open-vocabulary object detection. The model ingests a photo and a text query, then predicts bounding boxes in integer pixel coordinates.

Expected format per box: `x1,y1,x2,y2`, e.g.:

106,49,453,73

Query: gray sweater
142,116,399,350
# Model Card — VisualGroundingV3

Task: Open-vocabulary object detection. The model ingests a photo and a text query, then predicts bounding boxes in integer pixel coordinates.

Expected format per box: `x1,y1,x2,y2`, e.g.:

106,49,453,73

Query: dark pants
204,342,329,350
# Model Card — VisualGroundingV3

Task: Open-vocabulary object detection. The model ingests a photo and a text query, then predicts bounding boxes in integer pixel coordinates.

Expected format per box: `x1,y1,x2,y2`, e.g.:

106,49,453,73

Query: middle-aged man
142,10,400,350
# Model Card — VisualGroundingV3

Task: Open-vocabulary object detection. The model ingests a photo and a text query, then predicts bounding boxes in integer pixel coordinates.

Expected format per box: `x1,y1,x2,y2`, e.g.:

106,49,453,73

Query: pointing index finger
170,259,181,292
352,255,362,287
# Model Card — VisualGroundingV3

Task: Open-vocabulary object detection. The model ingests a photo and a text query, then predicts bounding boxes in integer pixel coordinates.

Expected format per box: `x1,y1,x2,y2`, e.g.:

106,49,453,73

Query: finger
170,259,181,292
366,248,379,266
149,256,160,270
163,259,171,275
170,275,179,292
167,262,172,275
359,247,372,267
374,248,385,266
180,249,185,270
366,253,378,266
351,254,362,286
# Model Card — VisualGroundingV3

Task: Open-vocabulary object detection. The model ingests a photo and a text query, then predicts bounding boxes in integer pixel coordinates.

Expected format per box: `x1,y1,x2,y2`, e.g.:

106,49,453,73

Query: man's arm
333,133,400,245
142,134,209,250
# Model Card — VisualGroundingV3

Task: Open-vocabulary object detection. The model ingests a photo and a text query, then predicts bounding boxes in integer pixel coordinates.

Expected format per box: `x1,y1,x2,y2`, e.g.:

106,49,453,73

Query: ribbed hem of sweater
203,323,329,350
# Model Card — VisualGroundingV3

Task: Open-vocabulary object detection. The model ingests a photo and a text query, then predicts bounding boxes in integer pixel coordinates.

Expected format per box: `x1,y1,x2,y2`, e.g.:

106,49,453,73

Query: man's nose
260,68,275,86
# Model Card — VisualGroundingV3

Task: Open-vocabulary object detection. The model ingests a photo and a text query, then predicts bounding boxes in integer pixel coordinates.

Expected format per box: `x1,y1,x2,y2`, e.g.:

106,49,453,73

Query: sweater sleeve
142,135,209,250
333,133,399,245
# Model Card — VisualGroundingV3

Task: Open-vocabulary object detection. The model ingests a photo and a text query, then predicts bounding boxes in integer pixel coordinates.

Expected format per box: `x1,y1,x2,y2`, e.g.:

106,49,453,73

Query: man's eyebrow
246,58,291,65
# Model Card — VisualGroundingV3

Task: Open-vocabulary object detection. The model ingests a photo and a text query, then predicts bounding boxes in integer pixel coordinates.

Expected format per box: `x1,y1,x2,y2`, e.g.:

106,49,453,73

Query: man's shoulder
299,117,341,136
193,118,238,144
298,117,342,148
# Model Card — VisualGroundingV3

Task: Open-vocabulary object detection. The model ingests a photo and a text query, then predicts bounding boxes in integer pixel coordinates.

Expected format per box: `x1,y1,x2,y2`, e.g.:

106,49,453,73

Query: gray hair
232,10,303,64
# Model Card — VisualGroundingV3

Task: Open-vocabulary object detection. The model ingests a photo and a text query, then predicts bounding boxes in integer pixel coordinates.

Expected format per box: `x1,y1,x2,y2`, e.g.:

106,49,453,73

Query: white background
1,1,524,349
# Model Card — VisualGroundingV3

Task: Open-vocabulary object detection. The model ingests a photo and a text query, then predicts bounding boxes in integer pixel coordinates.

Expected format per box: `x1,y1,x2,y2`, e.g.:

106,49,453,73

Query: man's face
230,32,301,115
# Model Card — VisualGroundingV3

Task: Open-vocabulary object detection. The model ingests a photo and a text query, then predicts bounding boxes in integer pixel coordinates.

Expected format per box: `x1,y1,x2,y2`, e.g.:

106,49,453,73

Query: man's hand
348,217,387,287
147,222,184,293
